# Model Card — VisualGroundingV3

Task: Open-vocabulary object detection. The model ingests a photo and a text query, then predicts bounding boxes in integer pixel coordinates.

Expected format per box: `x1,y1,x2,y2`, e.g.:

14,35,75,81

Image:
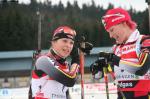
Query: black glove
99,52,120,66
77,36,93,54
79,42,93,54
90,58,107,75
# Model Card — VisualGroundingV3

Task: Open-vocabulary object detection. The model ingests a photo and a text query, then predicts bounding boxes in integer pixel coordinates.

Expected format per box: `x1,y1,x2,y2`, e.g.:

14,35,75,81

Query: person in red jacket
29,26,80,99
90,8,150,99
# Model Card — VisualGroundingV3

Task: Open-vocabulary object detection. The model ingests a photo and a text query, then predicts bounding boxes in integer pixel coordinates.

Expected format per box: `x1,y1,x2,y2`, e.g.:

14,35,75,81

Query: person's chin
62,54,69,58
116,41,119,44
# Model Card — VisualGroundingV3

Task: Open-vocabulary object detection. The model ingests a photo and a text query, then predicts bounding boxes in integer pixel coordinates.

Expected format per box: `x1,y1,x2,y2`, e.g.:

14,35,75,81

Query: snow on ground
69,83,117,99
0,83,117,99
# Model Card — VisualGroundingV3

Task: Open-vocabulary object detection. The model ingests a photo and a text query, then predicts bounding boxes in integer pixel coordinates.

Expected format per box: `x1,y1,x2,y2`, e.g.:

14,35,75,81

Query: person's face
107,23,127,44
52,38,74,58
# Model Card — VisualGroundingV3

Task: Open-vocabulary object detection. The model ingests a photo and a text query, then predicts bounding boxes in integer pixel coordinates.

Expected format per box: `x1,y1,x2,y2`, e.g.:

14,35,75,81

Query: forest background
0,0,149,51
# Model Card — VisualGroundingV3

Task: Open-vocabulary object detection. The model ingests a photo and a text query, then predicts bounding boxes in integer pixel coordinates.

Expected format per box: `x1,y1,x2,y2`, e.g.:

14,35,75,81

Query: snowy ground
0,83,117,99
69,83,117,99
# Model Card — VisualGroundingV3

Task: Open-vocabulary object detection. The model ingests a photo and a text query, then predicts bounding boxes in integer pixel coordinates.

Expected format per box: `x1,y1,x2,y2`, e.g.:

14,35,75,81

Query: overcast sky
19,0,148,12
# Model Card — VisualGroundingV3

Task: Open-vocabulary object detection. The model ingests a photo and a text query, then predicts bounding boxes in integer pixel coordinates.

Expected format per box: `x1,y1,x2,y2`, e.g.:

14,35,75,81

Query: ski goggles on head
52,31,76,41
52,26,76,41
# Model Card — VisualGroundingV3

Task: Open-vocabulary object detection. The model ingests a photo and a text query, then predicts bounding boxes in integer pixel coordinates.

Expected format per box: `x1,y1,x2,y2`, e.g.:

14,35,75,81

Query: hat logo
111,13,125,22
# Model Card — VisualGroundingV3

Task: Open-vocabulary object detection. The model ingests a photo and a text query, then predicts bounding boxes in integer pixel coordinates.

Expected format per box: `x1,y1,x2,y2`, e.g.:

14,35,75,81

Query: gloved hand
90,58,107,75
77,36,93,54
79,42,93,54
99,52,121,66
